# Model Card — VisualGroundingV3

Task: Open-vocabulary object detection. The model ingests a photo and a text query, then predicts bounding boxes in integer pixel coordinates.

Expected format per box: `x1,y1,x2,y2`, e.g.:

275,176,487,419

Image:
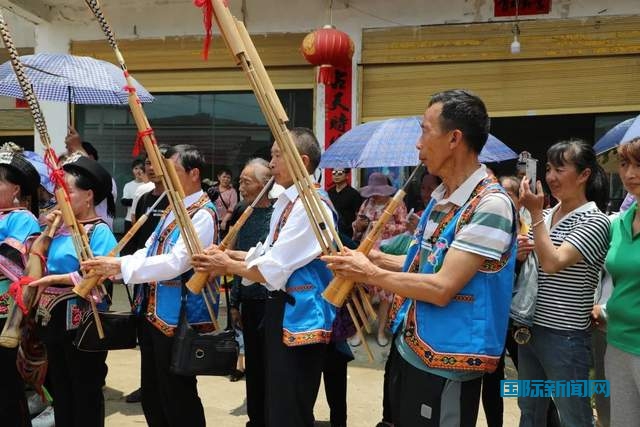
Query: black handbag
73,284,138,352
170,279,238,376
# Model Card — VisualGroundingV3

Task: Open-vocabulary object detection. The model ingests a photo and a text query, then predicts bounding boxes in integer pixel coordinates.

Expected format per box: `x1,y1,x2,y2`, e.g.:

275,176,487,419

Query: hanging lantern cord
329,0,334,26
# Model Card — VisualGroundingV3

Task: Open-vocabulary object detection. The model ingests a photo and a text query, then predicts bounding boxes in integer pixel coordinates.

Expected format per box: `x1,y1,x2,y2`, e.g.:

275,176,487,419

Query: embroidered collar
431,164,488,207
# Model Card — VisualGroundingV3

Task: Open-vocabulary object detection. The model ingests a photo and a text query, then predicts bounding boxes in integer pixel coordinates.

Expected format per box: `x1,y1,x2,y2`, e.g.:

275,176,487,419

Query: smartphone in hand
518,151,538,193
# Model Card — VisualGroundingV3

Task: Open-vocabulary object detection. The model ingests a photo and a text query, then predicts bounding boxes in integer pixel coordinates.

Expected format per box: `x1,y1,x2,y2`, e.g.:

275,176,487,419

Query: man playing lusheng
323,90,517,427
192,128,337,427
82,145,218,427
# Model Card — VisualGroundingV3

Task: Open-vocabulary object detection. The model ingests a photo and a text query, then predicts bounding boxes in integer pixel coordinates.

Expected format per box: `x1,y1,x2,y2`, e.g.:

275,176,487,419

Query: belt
266,289,295,305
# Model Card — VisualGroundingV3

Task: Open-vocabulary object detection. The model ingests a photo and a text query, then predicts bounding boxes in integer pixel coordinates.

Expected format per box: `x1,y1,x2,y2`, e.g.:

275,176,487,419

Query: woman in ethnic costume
29,154,116,427
0,150,41,427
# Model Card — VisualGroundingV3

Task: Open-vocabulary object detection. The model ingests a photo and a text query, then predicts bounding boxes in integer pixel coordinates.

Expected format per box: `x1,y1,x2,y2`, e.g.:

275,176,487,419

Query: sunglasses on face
332,170,345,175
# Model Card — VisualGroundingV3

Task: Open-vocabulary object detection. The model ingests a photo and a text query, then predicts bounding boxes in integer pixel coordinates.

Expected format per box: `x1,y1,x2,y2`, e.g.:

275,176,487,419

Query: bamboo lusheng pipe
206,0,343,259
73,192,168,298
0,215,61,348
188,177,275,294
218,176,274,253
83,0,211,293
202,0,383,353
0,12,106,339
233,19,341,256
204,1,379,360
323,165,425,308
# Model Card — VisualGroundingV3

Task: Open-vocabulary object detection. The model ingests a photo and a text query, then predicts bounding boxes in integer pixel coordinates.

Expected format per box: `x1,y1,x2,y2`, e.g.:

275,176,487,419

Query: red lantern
301,25,354,85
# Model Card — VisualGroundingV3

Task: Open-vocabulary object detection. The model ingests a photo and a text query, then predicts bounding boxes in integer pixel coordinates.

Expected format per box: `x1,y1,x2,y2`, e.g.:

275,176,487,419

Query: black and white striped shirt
532,203,610,330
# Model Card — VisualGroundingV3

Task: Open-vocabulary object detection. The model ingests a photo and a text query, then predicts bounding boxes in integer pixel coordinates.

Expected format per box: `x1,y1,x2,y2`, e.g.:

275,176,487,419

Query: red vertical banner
323,64,352,189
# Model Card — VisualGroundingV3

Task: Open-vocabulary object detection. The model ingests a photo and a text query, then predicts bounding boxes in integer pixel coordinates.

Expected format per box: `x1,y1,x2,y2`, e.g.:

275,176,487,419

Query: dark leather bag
73,284,137,352
170,281,238,376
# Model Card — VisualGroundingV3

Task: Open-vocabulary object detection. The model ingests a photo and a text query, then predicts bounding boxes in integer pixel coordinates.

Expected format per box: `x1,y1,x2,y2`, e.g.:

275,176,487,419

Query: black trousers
139,319,206,427
388,344,482,427
241,299,267,427
481,351,506,427
381,338,397,424
0,318,31,427
264,293,326,427
322,342,349,427
43,328,108,427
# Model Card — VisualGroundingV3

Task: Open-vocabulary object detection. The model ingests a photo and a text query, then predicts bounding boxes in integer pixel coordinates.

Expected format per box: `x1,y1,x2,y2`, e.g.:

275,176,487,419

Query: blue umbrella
319,116,517,168
594,115,640,172
593,117,637,155
0,53,153,104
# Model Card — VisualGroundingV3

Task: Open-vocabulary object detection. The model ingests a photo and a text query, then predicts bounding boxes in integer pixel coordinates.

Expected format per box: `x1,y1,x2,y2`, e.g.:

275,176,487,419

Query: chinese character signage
324,65,352,188
494,0,551,16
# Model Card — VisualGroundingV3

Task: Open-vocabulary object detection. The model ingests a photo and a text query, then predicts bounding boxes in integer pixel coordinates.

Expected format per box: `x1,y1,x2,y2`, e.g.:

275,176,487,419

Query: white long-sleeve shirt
247,184,335,291
120,190,215,284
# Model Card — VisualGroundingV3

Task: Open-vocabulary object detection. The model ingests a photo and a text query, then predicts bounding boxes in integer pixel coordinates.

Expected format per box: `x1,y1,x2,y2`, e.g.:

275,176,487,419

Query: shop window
76,89,312,231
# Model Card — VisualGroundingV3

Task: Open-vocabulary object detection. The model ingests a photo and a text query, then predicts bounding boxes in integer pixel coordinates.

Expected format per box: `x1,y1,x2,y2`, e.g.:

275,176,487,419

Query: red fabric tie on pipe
43,148,69,194
193,0,228,60
193,0,214,60
8,276,35,315
132,128,155,157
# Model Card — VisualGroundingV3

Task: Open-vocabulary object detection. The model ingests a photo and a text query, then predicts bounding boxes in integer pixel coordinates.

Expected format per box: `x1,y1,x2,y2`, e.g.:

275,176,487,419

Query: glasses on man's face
332,170,345,176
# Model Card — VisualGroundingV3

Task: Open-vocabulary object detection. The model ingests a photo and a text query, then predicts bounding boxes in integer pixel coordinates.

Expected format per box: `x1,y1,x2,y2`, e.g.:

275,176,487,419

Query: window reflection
76,89,312,226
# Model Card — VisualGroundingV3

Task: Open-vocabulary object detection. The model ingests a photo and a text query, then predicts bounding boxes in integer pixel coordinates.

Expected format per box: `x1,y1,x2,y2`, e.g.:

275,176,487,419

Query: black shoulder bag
73,222,138,352
170,279,238,376
73,283,138,352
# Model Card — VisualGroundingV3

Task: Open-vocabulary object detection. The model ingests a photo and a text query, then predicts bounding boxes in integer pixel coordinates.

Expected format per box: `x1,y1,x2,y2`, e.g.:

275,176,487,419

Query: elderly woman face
371,194,391,204
65,172,94,217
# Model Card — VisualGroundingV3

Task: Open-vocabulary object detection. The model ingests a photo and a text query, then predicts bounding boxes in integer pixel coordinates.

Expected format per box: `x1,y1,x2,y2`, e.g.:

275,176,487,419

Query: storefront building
1,0,639,219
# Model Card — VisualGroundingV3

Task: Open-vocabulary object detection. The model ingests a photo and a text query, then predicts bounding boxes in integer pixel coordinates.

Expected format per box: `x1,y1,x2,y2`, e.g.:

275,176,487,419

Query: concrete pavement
104,343,521,426
104,286,520,426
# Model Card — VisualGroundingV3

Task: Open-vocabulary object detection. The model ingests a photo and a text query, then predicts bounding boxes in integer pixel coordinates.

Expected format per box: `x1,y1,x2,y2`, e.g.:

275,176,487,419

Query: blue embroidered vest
143,194,218,337
388,178,516,373
275,192,337,347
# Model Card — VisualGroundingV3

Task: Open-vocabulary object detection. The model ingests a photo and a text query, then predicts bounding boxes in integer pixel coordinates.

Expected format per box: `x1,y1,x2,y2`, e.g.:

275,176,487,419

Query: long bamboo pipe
0,215,61,348
83,0,211,293
73,193,167,298
323,165,424,308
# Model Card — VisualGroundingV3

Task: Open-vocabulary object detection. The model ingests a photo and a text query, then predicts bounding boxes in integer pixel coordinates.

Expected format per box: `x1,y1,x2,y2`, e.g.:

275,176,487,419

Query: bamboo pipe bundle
206,1,379,361
83,0,211,293
0,215,61,348
210,1,343,258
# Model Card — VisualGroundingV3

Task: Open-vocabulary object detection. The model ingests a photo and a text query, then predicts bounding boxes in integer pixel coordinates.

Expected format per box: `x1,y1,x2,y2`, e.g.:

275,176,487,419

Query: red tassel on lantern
301,25,354,85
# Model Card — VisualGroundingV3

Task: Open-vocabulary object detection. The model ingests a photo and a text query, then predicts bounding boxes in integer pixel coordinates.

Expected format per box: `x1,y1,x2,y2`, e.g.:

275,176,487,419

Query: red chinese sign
323,64,352,189
494,0,551,16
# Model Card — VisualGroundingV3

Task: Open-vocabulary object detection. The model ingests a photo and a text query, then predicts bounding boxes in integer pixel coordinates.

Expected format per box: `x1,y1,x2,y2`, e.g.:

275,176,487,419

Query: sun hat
359,172,396,198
